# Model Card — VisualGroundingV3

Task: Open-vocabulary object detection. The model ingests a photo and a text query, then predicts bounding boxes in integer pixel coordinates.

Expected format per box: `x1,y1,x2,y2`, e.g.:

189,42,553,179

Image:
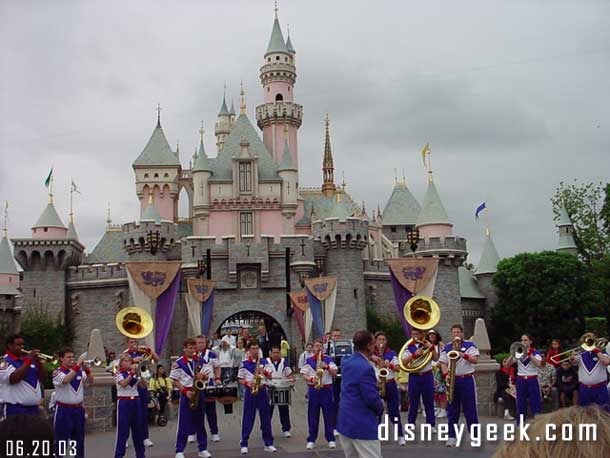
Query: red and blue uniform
123,349,151,443
114,370,144,458
300,354,337,444
576,349,610,410
0,352,42,416
515,349,542,420
403,340,436,426
199,349,220,436
52,365,88,457
238,357,274,448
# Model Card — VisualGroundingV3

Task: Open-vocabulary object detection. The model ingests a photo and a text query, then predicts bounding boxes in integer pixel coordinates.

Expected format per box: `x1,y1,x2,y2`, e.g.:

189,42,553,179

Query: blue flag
475,202,487,219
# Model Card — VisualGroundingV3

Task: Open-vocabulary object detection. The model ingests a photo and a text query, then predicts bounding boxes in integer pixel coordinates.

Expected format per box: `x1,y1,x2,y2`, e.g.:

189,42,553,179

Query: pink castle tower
256,5,303,166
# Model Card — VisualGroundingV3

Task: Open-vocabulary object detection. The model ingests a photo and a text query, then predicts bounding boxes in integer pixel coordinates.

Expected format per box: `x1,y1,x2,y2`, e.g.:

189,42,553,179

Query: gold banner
187,278,216,303
289,291,309,312
127,261,182,300
386,259,438,294
304,276,337,302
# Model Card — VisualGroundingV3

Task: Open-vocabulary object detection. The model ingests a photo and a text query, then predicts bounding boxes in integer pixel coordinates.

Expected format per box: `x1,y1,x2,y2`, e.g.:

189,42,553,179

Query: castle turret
277,127,298,234
556,202,578,255
313,213,369,338
321,115,336,197
32,197,68,239
0,219,22,333
132,108,181,222
381,180,421,242
474,229,500,315
215,94,232,152
192,126,213,235
416,177,452,239
256,6,303,165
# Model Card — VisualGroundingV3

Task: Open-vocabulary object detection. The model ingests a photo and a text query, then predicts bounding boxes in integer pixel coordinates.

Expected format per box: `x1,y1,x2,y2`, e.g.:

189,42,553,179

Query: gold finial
106,202,112,227
199,121,205,142
239,81,246,114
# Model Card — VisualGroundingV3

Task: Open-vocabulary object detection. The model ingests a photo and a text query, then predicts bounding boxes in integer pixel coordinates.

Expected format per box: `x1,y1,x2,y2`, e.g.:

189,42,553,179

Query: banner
386,259,438,337
127,261,182,300
186,279,216,337
304,277,337,338
290,291,309,343
126,262,182,353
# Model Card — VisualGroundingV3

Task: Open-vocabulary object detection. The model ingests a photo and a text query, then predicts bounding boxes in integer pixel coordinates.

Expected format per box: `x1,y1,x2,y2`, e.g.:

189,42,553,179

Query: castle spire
286,24,296,54
239,82,246,114
2,201,8,238
218,90,229,117
266,2,288,55
156,103,162,128
475,229,500,275
321,114,336,197
556,201,578,255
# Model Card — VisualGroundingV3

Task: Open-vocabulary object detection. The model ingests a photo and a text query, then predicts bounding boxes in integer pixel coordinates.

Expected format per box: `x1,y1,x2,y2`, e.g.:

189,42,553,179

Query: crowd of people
1,325,609,458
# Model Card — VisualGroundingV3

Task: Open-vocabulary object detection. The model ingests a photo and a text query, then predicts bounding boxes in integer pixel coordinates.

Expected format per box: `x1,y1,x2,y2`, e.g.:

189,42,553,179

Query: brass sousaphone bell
399,295,441,373
116,306,154,339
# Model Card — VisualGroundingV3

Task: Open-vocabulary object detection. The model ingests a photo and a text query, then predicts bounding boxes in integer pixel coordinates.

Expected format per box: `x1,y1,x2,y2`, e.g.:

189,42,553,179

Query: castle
0,10,579,358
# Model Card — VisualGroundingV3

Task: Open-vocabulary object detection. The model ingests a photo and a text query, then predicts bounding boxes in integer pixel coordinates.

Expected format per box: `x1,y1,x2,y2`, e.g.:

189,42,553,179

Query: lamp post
406,227,420,257
146,230,160,256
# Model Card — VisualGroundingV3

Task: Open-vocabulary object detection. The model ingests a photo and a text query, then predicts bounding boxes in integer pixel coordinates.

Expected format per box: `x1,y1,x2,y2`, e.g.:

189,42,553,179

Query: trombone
0,349,58,366
549,333,608,365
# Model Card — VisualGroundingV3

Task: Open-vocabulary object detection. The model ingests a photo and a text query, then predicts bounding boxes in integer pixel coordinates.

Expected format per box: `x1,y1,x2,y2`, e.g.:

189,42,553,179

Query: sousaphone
399,295,441,373
116,306,154,339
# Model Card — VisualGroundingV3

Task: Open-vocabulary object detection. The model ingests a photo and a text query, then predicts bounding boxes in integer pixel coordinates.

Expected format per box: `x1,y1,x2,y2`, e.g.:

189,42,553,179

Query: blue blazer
337,351,384,440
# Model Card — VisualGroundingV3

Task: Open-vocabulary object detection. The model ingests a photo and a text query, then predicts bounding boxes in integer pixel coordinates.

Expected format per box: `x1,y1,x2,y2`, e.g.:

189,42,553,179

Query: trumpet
83,357,103,367
509,342,526,360
549,333,608,365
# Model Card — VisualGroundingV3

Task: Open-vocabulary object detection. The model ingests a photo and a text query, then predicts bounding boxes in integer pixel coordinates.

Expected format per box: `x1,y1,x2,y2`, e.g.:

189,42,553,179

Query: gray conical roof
278,137,297,171
133,124,180,167
416,180,450,226
266,17,289,55
140,199,162,224
475,232,500,275
557,202,572,227
382,182,421,226
67,220,79,240
229,100,236,116
193,137,212,173
219,96,229,116
33,202,66,229
286,34,295,54
0,233,19,275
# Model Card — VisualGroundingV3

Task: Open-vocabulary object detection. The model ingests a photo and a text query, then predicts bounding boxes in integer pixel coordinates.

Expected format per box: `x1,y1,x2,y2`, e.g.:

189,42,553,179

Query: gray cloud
1,0,609,267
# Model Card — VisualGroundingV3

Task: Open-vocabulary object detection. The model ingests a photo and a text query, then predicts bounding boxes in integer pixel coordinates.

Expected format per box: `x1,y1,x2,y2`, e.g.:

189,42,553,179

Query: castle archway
215,310,286,341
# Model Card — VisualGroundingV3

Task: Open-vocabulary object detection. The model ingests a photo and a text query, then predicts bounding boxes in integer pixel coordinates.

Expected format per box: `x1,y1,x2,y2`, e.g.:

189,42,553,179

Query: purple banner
293,306,305,343
201,290,215,337
155,270,182,353
306,289,324,338
389,269,413,337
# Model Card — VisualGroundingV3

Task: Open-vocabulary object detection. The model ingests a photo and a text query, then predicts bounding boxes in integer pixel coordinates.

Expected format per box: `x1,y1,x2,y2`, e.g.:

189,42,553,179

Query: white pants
339,434,382,458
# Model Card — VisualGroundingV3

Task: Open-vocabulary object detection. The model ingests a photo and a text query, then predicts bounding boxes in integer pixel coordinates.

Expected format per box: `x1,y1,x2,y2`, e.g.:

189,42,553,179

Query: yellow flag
421,143,430,167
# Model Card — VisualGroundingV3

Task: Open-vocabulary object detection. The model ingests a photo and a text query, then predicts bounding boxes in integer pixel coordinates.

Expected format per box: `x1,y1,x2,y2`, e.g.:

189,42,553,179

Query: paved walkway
88,384,501,457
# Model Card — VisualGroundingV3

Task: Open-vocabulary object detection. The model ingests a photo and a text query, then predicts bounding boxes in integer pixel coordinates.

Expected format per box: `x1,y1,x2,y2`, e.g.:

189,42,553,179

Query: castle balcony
256,101,303,129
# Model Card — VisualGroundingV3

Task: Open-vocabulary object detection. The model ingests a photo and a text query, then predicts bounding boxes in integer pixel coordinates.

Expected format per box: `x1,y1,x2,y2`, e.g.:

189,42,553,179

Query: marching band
1,304,609,457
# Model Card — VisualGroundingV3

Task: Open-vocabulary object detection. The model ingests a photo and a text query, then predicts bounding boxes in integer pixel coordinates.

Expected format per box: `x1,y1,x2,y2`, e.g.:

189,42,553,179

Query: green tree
551,180,610,261
490,251,593,354
366,306,405,352
19,305,72,354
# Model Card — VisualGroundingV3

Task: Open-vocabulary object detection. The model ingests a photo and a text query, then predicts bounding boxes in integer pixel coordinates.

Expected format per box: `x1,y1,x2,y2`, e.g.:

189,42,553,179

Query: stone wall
433,261,463,339
21,269,67,318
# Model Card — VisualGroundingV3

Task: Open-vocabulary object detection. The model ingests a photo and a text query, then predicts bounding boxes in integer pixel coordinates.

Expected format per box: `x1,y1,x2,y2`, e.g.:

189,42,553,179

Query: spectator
427,329,447,418
148,364,172,420
494,358,516,420
538,351,556,402
298,343,314,370
556,359,579,407
212,332,221,349
494,405,610,457
257,325,270,358
107,351,116,366
547,339,562,368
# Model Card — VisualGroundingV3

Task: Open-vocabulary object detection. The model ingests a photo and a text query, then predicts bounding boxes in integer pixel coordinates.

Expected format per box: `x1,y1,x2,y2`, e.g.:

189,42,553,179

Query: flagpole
70,181,74,224
49,173,54,203
3,201,7,236
427,146,433,183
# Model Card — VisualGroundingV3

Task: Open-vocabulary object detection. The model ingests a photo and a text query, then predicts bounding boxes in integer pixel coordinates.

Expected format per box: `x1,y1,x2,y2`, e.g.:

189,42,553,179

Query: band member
265,345,296,438
53,348,93,458
0,334,47,416
123,338,159,448
170,338,212,458
300,338,338,450
438,324,479,447
401,328,438,431
238,340,276,454
196,335,222,443
114,354,145,458
572,333,610,409
504,334,542,422
372,331,405,446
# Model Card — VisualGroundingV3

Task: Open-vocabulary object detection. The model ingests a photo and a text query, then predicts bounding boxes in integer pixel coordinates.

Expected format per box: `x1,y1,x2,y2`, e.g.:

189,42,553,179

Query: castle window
164,173,169,178
390,226,396,233
44,227,48,232
239,162,252,193
267,57,271,62
144,173,149,178
276,56,280,61
154,173,159,178
240,212,253,237
268,87,270,92
275,94,283,102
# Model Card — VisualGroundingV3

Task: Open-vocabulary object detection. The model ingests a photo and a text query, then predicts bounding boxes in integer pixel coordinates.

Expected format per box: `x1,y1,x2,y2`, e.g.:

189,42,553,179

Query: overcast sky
1,0,609,265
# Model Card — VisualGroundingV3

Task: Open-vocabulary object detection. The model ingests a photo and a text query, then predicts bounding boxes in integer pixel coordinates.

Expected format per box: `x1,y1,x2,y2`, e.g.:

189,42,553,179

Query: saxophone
251,354,262,396
189,354,206,410
314,350,324,390
446,337,462,404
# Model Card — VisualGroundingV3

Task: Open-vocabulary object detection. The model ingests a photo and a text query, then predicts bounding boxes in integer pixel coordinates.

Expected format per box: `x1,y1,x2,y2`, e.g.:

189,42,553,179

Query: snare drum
268,379,294,406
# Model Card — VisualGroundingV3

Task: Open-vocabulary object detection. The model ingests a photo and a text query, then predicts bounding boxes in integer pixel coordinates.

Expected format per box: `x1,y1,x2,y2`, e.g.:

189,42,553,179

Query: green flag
44,168,53,188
